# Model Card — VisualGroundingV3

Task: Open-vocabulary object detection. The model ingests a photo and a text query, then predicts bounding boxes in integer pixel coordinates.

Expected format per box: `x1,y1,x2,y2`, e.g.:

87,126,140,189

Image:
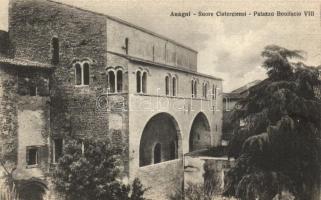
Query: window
154,143,161,164
29,81,37,96
136,71,141,93
191,80,194,97
136,70,147,94
170,141,177,160
142,72,147,93
194,80,197,98
125,38,129,54
203,83,208,98
212,84,217,100
52,37,59,65
75,63,82,85
53,139,63,163
83,63,90,85
165,76,170,95
117,70,123,92
172,76,177,96
26,147,39,166
108,71,115,93
74,62,90,86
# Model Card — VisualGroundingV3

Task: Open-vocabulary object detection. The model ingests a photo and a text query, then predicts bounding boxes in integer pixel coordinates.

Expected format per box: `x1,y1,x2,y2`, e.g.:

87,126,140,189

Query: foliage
224,45,321,200
130,178,148,200
203,161,221,196
181,182,237,200
53,137,146,200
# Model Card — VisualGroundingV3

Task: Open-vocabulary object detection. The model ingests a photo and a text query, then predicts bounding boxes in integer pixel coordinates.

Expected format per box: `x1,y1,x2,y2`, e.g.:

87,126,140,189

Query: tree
53,137,146,200
223,45,321,200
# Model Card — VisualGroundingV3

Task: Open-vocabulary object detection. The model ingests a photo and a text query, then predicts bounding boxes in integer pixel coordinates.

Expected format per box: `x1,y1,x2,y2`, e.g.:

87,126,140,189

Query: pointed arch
139,113,182,167
189,112,211,152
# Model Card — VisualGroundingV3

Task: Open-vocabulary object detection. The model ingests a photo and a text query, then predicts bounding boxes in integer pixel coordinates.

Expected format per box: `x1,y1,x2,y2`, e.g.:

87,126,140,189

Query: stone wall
106,17,197,71
137,159,184,200
9,0,130,177
0,65,18,170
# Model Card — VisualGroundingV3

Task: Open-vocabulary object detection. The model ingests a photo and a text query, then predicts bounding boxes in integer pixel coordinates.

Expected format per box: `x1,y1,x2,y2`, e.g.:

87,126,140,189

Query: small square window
27,147,39,166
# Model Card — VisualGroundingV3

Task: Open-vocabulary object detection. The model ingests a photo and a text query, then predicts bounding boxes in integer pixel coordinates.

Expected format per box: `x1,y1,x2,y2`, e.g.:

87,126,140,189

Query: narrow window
204,83,208,98
27,147,39,165
53,139,63,163
136,71,141,93
117,70,123,92
125,38,129,55
191,80,194,98
52,37,59,65
142,72,147,93
75,63,82,85
194,81,197,97
212,84,215,100
108,71,115,93
165,76,170,95
172,77,177,96
154,143,161,164
83,63,90,85
170,141,177,160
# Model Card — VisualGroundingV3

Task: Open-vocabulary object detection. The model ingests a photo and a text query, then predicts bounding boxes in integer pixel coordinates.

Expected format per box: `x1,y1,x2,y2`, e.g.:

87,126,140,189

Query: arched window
136,71,141,93
204,83,208,98
75,63,82,85
170,141,177,160
172,76,177,96
165,76,170,95
52,37,59,65
194,81,197,97
191,80,194,98
83,63,90,85
154,143,161,164
212,84,215,100
142,72,147,93
108,71,115,93
117,70,123,92
74,62,90,86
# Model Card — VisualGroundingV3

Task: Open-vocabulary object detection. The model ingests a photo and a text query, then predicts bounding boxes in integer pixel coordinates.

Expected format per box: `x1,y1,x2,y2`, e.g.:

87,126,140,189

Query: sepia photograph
0,0,320,199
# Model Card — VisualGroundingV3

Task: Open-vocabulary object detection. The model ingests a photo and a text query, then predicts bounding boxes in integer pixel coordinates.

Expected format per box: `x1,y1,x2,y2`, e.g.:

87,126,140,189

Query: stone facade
0,0,224,199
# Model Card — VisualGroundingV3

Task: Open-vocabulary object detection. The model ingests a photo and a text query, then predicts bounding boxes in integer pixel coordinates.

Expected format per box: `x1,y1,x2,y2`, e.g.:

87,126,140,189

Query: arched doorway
18,181,47,200
139,113,182,167
189,112,211,152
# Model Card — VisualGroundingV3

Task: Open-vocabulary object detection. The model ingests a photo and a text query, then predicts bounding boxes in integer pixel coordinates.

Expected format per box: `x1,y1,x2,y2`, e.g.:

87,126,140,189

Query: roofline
47,0,198,53
107,50,223,81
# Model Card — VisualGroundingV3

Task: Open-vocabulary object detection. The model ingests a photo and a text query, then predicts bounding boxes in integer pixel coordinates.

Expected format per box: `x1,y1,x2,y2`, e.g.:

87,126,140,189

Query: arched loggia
139,113,182,167
189,112,211,152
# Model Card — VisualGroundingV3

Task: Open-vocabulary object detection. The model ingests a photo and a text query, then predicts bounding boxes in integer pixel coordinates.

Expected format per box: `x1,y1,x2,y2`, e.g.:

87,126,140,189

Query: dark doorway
154,143,161,164
19,182,46,200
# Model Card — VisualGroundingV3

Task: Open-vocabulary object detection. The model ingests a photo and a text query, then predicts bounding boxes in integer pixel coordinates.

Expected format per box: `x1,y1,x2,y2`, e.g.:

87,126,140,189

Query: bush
53,137,146,200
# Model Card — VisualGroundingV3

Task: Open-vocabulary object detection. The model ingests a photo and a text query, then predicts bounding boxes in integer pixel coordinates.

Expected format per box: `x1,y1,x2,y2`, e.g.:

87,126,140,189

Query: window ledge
26,164,39,169
134,93,211,101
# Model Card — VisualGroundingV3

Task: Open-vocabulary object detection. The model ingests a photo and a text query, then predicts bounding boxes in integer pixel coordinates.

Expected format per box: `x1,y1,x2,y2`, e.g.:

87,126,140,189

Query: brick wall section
9,0,130,176
0,65,51,180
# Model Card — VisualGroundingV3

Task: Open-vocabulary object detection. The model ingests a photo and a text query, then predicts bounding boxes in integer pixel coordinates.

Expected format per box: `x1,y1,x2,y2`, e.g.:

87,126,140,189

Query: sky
0,0,321,92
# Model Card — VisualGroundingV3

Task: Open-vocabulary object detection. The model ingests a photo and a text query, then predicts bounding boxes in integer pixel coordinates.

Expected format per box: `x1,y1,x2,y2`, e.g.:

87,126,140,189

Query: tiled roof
0,56,53,69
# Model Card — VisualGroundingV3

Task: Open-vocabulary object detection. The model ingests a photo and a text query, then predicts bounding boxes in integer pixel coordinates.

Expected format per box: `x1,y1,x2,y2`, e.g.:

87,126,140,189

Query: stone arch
139,112,182,167
18,180,47,200
189,112,211,152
